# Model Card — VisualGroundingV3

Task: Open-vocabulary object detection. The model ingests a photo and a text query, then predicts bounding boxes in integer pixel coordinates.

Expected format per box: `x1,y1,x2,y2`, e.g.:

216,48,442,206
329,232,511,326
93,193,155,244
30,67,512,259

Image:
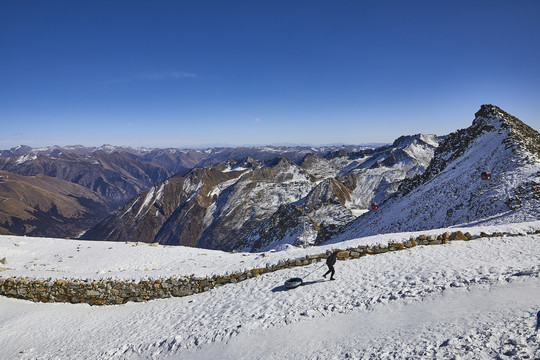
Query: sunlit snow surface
1,221,540,359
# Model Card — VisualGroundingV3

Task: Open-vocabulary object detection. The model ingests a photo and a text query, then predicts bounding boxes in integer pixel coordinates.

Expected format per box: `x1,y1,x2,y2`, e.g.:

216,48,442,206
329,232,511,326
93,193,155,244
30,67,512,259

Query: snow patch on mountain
136,186,156,218
14,154,37,165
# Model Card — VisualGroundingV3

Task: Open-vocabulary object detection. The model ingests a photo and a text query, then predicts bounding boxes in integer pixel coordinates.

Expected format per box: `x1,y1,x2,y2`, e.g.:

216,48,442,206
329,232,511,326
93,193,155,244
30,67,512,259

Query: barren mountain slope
0,171,112,237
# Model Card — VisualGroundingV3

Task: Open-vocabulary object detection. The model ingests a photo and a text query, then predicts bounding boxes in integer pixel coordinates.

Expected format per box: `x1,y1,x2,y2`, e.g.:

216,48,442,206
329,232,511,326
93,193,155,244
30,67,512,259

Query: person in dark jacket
323,251,338,280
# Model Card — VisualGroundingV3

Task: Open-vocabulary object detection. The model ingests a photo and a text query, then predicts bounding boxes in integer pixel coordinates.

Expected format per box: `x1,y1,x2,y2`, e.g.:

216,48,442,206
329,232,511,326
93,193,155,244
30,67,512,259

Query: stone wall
1,230,539,305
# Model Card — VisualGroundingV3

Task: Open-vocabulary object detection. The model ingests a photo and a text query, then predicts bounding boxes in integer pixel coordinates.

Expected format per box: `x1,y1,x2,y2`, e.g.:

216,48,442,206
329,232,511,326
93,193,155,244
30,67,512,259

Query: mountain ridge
83,133,441,250
323,104,540,244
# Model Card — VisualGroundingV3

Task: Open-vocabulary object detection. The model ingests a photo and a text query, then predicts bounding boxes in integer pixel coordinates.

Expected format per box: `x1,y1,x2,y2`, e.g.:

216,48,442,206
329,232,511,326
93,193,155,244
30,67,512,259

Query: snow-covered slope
1,222,539,359
329,105,540,242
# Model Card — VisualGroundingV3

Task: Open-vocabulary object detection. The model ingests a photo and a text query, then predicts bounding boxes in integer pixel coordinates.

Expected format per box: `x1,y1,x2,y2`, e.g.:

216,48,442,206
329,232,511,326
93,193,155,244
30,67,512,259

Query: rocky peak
263,157,294,169
235,156,259,169
391,134,423,148
480,105,540,160
299,153,326,168
324,149,349,160
471,104,540,157
387,134,439,150
10,145,33,155
398,105,519,196
474,103,503,119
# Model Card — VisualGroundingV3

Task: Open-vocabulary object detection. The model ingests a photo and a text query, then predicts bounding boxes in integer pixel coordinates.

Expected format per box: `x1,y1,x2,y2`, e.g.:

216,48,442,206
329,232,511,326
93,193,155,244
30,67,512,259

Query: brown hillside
0,171,113,237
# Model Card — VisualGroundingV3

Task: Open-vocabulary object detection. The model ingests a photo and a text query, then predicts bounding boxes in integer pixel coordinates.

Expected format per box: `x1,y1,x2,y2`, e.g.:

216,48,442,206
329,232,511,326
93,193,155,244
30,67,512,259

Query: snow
349,208,369,217
222,166,248,173
1,222,540,359
154,181,167,202
14,154,37,164
135,186,156,218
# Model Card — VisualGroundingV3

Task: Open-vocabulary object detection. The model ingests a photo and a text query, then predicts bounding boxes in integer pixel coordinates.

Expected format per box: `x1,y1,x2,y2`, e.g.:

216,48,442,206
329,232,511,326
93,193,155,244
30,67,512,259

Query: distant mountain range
0,171,112,237
0,144,371,237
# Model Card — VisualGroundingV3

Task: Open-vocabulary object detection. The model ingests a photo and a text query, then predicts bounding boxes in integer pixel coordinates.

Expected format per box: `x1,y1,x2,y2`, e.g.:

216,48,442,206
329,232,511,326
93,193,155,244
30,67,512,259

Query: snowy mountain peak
391,134,437,148
328,105,540,242
397,105,533,197
9,145,33,155
472,104,540,160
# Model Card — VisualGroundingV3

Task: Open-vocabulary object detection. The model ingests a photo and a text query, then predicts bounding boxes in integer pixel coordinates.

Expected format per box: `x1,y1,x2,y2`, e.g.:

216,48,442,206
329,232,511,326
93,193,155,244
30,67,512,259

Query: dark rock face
234,204,315,252
302,178,352,212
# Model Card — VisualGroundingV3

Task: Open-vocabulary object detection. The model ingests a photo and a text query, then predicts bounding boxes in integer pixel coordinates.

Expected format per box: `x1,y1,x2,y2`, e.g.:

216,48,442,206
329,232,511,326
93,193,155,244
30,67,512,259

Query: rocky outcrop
234,204,318,252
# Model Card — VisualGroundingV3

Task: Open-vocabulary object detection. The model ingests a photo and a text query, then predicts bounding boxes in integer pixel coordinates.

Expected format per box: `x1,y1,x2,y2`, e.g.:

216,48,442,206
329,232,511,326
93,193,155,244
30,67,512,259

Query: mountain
0,150,171,207
84,134,440,251
0,171,112,237
83,157,318,249
325,105,540,243
0,144,371,206
0,144,372,238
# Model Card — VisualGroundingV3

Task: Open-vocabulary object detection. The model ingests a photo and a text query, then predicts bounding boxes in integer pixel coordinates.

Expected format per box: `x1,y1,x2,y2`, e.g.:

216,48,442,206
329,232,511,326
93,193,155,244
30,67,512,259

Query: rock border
1,230,539,305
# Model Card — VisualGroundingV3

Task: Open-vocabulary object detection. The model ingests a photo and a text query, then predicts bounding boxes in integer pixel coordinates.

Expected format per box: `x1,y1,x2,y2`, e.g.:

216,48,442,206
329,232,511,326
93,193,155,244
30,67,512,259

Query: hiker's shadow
271,279,325,292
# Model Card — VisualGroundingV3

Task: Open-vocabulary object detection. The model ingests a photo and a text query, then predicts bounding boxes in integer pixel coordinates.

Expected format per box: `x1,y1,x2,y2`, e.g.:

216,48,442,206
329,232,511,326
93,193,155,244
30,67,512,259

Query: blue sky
1,0,539,148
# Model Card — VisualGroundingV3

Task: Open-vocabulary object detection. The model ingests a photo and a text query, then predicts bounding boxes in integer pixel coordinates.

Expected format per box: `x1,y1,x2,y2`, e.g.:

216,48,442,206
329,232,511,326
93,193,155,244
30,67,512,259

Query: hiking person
323,250,338,280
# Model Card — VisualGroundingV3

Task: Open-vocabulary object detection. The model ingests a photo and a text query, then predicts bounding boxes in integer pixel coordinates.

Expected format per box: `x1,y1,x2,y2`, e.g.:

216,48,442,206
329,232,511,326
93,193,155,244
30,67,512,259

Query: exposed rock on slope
232,204,318,252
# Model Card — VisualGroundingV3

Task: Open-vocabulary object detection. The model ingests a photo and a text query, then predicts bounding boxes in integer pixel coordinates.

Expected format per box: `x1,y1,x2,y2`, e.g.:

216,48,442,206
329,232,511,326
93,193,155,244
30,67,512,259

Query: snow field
186,279,540,360
1,231,539,359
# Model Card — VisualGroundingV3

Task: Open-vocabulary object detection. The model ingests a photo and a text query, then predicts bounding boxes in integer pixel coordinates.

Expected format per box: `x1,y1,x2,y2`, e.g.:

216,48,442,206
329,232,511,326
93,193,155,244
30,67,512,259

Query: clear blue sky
1,0,539,148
